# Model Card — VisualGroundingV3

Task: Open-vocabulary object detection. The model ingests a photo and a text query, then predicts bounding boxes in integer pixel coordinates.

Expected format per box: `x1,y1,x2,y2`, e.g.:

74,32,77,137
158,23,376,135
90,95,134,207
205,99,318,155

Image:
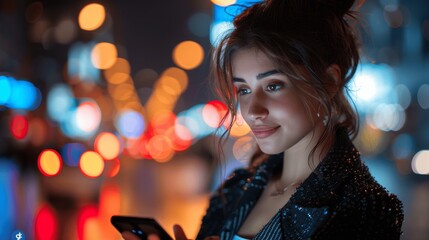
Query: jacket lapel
280,128,361,239
219,153,283,240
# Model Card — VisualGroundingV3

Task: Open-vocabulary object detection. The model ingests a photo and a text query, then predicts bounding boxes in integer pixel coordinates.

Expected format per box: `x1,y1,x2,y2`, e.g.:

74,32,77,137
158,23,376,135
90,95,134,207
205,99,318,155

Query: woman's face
231,47,321,154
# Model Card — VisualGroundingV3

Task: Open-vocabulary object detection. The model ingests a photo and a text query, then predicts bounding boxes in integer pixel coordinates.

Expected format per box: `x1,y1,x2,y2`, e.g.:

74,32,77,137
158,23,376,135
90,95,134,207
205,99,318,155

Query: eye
266,83,284,92
237,87,251,96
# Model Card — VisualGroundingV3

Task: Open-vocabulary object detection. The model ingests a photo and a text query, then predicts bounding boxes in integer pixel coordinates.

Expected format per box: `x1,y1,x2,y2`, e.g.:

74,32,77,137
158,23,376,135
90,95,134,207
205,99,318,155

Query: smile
251,126,280,139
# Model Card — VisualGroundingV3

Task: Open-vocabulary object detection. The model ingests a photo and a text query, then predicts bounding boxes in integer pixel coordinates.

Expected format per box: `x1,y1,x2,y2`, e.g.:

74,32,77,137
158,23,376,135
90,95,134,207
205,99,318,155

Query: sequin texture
197,128,404,240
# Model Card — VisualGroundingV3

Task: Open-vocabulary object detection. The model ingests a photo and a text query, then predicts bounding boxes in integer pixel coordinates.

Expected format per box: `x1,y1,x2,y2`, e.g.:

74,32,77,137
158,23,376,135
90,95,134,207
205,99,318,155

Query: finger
173,224,187,240
121,231,141,240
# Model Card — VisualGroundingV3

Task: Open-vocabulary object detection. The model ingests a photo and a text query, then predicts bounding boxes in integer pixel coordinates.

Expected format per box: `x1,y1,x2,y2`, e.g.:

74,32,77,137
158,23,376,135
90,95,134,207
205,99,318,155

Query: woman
124,0,403,239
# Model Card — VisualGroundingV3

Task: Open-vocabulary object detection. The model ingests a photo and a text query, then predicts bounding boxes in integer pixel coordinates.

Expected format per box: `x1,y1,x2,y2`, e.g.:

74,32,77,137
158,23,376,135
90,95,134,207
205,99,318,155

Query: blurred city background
0,0,428,239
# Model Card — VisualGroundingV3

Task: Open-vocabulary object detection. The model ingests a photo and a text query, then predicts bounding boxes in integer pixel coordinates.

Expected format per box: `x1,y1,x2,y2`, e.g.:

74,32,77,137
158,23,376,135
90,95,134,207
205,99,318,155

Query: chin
258,144,284,155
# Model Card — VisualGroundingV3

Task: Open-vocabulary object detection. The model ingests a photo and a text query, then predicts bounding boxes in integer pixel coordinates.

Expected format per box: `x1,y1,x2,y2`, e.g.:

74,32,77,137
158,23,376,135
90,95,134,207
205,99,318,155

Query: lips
251,126,280,138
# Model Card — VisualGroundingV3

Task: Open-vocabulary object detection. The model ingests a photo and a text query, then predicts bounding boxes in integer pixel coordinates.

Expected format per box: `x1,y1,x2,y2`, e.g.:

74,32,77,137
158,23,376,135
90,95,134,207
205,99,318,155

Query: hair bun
316,0,357,17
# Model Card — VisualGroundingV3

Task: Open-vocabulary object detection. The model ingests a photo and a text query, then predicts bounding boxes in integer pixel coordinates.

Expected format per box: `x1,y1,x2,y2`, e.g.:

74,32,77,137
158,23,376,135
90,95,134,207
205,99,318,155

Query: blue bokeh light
47,84,76,123
115,110,146,139
0,76,12,105
0,76,42,111
176,104,214,140
0,159,18,238
61,143,86,167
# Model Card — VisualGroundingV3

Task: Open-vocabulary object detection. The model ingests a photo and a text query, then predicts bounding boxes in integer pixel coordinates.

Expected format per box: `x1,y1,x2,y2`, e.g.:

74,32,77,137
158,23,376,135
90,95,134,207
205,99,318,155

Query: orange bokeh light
38,149,62,176
211,0,236,7
78,3,106,31
79,151,105,178
104,58,131,84
230,112,251,137
94,132,121,160
151,111,176,135
162,67,188,93
91,42,118,69
148,135,174,163
158,76,182,96
167,126,192,152
172,41,204,70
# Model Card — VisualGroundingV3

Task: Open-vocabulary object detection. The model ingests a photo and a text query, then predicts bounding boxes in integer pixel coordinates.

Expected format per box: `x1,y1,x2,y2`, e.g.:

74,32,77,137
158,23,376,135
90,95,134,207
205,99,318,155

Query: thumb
173,224,188,240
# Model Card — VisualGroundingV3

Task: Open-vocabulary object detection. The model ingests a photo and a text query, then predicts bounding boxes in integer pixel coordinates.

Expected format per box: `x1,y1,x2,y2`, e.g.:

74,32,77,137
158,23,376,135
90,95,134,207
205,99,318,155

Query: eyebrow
232,69,282,82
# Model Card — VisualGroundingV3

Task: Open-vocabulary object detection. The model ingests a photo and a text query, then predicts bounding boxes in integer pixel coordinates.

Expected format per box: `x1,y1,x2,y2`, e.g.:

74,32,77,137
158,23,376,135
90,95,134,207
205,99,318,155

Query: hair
212,0,363,166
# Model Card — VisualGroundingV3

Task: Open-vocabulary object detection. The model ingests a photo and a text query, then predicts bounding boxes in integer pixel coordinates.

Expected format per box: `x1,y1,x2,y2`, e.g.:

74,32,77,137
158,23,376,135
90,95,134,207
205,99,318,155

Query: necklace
270,181,301,197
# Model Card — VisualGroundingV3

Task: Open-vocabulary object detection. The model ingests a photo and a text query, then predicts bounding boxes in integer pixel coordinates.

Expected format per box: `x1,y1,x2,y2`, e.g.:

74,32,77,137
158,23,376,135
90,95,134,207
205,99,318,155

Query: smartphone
110,215,173,240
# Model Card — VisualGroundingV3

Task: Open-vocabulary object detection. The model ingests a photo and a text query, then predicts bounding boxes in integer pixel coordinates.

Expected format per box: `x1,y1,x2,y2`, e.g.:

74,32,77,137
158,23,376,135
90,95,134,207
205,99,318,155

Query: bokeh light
78,3,106,31
61,143,86,167
211,0,236,7
79,151,104,178
47,84,75,122
94,132,121,160
417,84,429,109
383,4,404,28
391,134,415,160
75,100,102,133
158,76,182,97
172,41,204,70
395,84,411,109
38,149,62,176
371,104,406,131
230,111,251,137
2,77,42,111
77,205,99,240
232,136,254,163
355,123,387,155
176,104,214,140
188,12,211,37
34,204,58,240
115,110,146,139
0,76,12,105
10,115,29,140
411,150,429,175
108,82,135,101
28,118,49,147
349,63,397,113
91,42,118,69
162,67,189,93
104,158,120,178
202,100,227,128
68,42,100,83
148,135,174,163
104,58,131,85
54,19,77,44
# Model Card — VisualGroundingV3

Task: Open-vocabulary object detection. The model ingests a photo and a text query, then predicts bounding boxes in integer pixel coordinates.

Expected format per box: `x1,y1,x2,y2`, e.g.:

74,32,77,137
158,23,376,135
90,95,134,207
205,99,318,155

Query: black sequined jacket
197,129,404,240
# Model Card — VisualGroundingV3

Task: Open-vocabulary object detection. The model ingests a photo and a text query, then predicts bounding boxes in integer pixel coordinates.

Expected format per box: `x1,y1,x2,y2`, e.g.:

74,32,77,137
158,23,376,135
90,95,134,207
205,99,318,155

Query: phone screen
111,216,173,240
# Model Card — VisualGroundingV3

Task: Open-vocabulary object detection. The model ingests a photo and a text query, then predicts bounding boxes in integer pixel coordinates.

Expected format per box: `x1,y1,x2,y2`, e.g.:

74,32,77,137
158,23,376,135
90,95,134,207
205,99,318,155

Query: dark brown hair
212,0,363,165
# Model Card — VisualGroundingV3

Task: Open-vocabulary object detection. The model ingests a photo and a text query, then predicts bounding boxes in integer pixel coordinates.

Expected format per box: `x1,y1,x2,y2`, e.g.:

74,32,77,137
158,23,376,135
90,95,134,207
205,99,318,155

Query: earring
317,112,329,126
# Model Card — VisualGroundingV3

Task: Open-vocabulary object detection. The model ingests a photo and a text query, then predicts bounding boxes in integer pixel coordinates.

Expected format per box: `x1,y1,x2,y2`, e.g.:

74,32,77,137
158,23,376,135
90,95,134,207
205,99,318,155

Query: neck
279,124,333,185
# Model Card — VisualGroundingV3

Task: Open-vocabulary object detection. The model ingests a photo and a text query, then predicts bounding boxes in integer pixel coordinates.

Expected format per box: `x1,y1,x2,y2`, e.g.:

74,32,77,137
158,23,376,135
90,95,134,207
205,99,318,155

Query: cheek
271,96,306,118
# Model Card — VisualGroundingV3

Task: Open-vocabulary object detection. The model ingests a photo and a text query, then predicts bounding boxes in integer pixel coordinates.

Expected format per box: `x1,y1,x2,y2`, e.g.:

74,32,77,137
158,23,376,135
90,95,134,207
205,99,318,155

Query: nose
246,94,268,121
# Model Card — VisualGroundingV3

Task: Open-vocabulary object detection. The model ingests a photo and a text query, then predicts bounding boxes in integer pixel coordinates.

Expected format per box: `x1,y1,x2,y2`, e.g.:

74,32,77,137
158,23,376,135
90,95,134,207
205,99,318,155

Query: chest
237,183,298,237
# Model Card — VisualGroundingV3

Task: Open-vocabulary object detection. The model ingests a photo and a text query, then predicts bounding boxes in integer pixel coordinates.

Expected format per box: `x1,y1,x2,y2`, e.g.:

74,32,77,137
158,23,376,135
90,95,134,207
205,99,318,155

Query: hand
120,225,190,240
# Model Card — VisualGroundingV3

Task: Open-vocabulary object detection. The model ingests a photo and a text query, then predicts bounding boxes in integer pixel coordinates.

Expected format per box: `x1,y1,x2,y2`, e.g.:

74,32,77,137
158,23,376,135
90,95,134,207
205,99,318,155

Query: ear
326,64,341,98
